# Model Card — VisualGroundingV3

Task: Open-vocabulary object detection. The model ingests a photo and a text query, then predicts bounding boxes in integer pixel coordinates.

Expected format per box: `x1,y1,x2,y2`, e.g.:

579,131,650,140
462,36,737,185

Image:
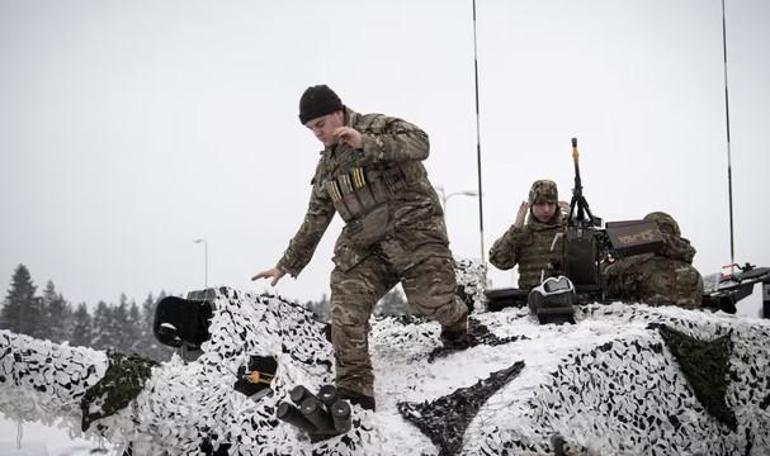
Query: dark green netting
398,361,525,456
80,352,157,431
656,324,737,431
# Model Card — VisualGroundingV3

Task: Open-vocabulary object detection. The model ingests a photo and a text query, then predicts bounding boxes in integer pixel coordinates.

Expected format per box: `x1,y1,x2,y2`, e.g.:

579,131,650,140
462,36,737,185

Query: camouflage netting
398,361,525,456
655,323,736,430
0,330,108,426
467,304,770,455
454,258,487,313
0,260,769,455
80,352,157,431
426,318,529,362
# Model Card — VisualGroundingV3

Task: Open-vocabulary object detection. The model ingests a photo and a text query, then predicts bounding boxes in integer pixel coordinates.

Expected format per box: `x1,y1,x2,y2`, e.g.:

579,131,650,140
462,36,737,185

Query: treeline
0,264,173,362
0,264,412,360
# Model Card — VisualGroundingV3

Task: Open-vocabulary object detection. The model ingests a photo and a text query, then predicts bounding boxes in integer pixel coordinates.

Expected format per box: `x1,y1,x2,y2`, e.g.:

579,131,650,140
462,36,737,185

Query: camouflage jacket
277,108,448,276
603,234,702,308
489,213,565,290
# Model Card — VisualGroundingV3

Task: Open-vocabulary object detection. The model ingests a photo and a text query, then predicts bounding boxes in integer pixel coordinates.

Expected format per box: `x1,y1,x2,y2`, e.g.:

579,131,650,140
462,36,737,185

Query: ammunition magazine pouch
326,163,410,249
345,203,391,249
324,164,408,222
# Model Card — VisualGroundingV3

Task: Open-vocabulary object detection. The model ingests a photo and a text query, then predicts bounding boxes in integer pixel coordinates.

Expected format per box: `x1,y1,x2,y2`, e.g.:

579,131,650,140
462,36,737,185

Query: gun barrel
331,399,352,433
277,401,318,433
571,137,582,193
571,137,579,162
290,385,319,405
318,384,339,407
301,397,335,432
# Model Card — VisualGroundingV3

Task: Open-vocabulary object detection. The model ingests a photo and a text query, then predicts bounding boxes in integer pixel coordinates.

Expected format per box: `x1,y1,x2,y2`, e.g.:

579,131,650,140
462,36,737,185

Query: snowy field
0,418,116,456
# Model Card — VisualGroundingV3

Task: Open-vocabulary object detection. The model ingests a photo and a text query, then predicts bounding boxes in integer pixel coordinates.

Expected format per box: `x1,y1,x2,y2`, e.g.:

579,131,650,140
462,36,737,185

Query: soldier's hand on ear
514,201,529,228
251,267,286,287
558,200,570,217
332,126,363,149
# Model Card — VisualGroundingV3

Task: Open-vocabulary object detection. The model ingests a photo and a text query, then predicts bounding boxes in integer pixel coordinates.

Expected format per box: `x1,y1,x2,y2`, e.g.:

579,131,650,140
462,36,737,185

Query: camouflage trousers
605,256,704,309
330,240,468,397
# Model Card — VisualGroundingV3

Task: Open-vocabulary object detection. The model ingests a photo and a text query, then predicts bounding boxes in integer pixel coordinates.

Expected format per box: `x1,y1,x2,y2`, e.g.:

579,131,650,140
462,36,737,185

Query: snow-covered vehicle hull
2,286,770,455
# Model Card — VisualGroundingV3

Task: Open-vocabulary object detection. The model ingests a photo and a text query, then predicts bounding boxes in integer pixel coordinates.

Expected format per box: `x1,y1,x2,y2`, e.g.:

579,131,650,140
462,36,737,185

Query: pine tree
110,294,129,351
70,302,93,347
126,300,142,353
50,293,73,342
42,280,72,343
138,292,155,356
92,301,111,350
107,295,131,352
0,264,44,337
140,291,172,362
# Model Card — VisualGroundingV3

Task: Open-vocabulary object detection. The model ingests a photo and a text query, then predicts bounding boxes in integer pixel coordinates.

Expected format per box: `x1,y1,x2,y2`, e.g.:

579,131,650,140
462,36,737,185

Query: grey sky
1,0,768,307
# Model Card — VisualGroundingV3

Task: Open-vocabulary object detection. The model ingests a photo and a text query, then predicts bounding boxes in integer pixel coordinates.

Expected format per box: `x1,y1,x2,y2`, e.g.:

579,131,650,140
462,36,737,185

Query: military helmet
528,179,559,205
644,211,681,237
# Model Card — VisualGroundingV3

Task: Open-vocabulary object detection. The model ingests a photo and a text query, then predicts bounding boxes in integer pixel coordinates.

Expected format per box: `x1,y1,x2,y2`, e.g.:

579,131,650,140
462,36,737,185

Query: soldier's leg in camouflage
643,260,703,309
329,256,396,410
400,251,469,346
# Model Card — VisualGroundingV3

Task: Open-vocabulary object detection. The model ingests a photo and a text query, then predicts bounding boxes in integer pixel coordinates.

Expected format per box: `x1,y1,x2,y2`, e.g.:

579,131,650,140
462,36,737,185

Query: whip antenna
472,0,486,266
721,0,736,266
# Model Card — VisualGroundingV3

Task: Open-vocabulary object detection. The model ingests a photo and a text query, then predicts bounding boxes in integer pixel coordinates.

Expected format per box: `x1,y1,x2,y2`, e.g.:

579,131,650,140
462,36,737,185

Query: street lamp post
435,186,478,220
193,239,208,288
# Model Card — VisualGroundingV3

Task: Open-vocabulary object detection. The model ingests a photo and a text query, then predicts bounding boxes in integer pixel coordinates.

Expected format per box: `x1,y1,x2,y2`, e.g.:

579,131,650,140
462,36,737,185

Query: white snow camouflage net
1,285,769,455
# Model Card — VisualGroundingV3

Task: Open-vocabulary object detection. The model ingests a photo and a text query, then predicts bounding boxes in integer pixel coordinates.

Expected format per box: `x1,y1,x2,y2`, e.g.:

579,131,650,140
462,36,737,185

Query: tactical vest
322,163,409,223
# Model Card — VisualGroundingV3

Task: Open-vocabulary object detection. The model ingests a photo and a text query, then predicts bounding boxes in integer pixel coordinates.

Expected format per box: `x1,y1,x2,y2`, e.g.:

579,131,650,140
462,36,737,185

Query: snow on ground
0,417,118,456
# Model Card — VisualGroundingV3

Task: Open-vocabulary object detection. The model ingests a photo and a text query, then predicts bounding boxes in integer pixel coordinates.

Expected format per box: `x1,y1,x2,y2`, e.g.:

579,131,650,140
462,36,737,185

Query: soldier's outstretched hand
332,126,363,149
514,201,529,228
251,267,286,287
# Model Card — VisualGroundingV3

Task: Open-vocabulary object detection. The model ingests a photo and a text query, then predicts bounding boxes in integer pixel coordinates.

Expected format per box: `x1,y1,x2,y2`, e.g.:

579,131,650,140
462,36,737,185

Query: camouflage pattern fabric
644,211,681,237
331,243,467,396
528,179,558,205
489,213,565,290
277,107,466,397
277,107,448,276
605,255,703,308
604,212,703,308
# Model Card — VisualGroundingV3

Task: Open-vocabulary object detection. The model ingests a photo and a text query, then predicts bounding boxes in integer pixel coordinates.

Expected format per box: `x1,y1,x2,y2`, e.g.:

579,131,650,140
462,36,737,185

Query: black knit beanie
298,85,343,124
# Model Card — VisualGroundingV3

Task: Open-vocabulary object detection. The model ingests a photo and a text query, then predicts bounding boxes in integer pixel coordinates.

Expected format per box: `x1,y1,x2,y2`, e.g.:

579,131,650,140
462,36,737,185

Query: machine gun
560,137,604,297
558,138,664,303
702,263,770,315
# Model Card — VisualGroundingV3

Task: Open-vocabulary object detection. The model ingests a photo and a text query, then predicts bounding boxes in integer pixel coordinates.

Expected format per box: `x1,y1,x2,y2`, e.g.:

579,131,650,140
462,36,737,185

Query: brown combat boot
440,310,471,349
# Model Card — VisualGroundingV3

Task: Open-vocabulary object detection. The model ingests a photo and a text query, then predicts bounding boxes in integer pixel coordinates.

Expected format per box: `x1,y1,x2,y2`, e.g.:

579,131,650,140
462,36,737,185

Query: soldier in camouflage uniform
489,180,566,289
603,211,703,308
252,85,468,411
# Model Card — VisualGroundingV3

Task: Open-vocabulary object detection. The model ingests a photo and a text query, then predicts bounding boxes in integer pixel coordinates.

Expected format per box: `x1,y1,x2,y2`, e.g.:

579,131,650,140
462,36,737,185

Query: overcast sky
1,0,768,308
